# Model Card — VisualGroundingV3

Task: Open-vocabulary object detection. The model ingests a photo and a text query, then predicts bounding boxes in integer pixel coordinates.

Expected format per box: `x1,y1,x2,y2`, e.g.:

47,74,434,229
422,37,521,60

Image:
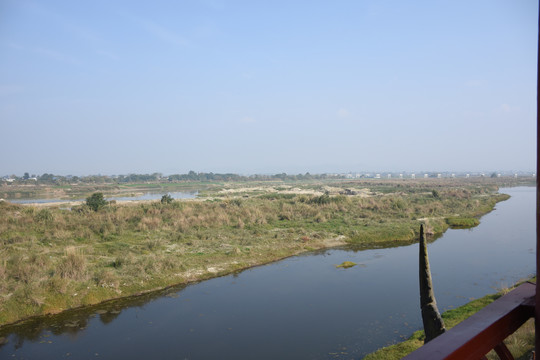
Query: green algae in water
336,261,357,269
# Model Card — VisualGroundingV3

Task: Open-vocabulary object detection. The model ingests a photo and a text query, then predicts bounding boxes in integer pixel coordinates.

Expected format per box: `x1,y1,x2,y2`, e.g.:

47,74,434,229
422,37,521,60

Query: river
0,187,535,359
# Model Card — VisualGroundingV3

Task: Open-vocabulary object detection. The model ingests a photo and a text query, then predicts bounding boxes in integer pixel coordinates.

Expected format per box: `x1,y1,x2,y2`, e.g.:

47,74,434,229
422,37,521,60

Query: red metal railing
402,282,535,360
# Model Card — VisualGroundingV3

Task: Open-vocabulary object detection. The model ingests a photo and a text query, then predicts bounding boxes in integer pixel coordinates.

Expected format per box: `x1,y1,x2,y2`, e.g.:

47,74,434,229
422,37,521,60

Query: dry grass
486,318,535,360
57,247,87,280
0,180,511,325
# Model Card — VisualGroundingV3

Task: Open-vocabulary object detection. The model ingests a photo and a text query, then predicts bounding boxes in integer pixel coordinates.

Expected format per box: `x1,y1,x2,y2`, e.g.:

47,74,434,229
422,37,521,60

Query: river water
0,187,535,359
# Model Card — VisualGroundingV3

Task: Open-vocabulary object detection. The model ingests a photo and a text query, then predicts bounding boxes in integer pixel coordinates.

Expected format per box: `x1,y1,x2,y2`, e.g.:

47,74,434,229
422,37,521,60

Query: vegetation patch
0,180,511,326
336,261,357,268
445,217,480,228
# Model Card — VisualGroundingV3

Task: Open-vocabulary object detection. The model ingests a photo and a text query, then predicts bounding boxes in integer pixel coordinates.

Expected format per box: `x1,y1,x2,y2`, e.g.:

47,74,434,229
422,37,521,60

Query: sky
0,0,538,176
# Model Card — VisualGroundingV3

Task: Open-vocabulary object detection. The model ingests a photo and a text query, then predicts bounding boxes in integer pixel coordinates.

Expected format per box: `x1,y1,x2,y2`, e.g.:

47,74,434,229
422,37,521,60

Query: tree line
2,171,342,185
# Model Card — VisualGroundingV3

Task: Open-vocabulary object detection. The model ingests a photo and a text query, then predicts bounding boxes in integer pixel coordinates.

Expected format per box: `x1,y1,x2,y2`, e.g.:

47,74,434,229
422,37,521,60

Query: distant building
399,174,403,179
466,174,470,178
411,174,415,179
387,174,392,178
437,174,442,178
375,174,381,179
424,174,428,178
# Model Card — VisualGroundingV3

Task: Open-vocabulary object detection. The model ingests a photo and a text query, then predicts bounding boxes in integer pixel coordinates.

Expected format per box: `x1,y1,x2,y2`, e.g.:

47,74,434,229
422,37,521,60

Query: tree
86,192,108,211
419,224,446,343
161,194,173,204
23,172,29,180
39,173,55,183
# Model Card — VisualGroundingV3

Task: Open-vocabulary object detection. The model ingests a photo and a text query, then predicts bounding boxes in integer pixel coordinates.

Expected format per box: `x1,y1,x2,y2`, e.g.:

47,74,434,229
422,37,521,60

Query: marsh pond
0,187,535,359
9,191,198,204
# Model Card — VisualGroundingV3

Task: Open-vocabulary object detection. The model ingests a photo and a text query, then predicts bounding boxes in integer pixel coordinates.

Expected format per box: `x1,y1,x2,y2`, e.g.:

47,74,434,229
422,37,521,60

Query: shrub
86,192,108,211
34,208,53,222
161,194,174,204
94,268,119,289
310,193,331,205
229,198,242,207
57,248,87,280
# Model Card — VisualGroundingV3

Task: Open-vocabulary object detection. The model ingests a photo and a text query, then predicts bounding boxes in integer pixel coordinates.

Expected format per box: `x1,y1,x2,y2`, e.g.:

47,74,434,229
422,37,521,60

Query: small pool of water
9,191,198,204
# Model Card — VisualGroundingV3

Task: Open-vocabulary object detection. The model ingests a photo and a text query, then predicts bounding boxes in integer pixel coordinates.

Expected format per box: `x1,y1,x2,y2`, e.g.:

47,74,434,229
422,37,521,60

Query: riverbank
362,279,536,360
0,181,510,327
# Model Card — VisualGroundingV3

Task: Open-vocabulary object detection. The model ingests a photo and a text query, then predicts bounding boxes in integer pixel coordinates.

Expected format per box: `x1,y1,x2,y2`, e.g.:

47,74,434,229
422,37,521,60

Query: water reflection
0,285,187,350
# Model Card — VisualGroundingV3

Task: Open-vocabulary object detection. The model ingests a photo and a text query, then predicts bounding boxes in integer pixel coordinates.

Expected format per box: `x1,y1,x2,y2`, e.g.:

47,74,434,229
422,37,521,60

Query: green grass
446,217,480,228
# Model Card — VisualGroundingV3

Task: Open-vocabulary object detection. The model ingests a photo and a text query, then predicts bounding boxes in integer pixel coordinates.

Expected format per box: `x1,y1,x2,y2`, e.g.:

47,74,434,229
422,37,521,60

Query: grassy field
0,179,515,326
363,280,536,360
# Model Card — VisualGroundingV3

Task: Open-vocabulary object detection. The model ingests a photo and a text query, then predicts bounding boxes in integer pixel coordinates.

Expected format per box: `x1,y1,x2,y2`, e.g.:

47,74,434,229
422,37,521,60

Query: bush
310,193,331,205
34,208,53,222
58,248,87,280
161,194,174,204
86,192,108,211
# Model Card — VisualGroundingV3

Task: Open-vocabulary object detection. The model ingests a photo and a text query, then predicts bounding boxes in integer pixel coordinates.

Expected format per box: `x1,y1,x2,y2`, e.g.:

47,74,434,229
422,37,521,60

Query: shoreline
0,184,512,328
362,278,536,360
0,219,470,329
0,238,348,330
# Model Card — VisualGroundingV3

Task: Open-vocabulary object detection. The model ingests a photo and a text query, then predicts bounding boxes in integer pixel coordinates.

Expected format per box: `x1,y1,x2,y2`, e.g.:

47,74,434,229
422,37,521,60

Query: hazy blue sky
1,0,537,176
